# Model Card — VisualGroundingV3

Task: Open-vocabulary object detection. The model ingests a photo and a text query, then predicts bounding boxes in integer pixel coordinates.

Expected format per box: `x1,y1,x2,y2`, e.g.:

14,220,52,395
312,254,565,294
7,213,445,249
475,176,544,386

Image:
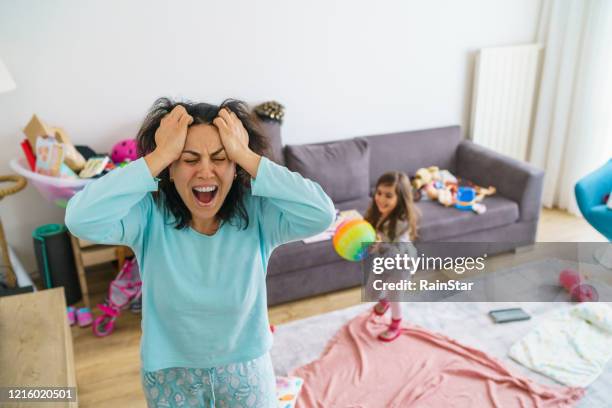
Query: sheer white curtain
529,0,612,215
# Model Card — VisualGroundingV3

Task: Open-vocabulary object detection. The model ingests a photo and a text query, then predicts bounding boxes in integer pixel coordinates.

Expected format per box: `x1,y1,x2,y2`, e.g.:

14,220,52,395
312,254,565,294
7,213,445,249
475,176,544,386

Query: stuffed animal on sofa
437,186,456,206
412,166,496,214
475,185,496,201
414,166,458,202
413,166,459,206
413,166,441,190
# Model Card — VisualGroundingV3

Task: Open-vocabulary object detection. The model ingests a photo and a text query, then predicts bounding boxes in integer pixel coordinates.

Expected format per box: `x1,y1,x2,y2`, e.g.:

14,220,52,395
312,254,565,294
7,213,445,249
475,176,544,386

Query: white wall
0,0,541,274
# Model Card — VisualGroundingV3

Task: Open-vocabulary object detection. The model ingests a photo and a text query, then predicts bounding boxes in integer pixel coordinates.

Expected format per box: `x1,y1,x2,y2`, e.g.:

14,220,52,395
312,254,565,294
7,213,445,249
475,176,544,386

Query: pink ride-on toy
93,258,142,337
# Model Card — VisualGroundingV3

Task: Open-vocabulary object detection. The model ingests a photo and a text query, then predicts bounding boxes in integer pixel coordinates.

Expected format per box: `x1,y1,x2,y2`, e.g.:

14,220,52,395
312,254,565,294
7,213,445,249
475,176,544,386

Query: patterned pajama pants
141,353,276,408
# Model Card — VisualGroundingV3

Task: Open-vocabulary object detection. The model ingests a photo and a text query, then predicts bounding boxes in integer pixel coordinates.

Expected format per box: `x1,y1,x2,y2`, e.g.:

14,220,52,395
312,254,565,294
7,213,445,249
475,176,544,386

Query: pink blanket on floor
291,312,584,408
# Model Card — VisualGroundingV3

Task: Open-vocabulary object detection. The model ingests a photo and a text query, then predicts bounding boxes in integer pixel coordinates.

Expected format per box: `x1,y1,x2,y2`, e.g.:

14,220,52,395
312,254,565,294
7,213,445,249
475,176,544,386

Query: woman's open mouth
192,185,218,207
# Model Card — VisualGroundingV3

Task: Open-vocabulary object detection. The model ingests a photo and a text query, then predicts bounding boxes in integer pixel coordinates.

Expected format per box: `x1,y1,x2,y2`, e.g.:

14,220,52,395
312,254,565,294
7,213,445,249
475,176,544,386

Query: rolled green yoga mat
32,224,82,305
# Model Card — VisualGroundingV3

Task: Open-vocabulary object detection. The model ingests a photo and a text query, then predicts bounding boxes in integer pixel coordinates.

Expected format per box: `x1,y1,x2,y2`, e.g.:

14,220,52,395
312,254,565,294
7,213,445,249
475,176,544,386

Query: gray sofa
260,123,545,306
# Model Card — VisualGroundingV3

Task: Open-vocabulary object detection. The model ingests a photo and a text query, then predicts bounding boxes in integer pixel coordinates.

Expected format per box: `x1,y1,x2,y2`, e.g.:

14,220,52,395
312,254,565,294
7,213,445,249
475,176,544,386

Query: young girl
365,171,419,342
65,98,335,407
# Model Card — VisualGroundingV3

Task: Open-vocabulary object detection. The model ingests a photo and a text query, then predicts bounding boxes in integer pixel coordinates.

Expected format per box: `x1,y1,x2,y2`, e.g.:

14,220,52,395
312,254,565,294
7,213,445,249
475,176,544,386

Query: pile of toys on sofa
19,114,139,181
411,166,496,214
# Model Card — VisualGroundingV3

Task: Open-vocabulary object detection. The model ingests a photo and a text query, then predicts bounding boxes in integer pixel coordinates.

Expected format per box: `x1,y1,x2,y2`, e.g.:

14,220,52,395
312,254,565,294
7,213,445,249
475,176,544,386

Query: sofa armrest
456,140,545,222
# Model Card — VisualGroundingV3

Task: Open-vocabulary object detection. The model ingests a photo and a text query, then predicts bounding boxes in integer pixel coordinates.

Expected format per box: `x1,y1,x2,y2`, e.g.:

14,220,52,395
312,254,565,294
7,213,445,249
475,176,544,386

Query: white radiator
470,44,542,161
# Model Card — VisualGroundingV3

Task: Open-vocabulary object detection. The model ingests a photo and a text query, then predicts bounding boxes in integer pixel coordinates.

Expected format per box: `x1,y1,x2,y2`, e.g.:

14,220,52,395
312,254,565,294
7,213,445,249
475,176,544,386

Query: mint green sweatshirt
65,156,335,371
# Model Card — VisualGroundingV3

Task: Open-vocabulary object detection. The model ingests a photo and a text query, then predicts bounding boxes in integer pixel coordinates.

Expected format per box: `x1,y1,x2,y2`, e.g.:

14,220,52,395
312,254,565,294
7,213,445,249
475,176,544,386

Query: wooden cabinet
0,288,78,407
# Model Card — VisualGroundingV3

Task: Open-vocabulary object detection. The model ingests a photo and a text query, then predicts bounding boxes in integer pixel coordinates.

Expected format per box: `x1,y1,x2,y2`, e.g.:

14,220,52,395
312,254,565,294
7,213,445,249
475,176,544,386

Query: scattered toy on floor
559,268,599,302
93,258,142,337
76,307,93,328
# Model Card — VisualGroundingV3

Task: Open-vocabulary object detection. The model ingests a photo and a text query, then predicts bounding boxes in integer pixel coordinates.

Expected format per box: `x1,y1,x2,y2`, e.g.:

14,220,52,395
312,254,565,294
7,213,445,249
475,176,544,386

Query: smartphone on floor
489,308,531,324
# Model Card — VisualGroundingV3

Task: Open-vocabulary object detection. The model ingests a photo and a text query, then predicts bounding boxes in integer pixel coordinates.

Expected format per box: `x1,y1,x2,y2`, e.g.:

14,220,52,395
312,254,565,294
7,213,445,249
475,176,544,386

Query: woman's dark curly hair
136,97,269,230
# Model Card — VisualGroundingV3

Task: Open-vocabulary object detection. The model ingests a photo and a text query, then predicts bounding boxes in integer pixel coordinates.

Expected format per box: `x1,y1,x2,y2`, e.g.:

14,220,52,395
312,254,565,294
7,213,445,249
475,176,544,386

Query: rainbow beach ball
333,219,376,262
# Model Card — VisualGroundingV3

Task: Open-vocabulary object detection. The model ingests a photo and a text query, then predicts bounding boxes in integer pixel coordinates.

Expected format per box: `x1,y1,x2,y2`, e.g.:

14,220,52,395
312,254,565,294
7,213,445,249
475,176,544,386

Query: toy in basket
93,258,142,337
14,114,139,208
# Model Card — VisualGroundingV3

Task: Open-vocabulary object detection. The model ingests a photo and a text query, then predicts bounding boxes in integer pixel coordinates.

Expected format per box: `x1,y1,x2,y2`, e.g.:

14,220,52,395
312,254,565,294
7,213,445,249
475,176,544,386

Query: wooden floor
53,208,604,407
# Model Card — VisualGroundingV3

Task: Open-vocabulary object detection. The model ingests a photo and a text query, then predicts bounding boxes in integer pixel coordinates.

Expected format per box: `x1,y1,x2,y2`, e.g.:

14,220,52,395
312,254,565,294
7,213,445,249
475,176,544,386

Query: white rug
270,301,612,407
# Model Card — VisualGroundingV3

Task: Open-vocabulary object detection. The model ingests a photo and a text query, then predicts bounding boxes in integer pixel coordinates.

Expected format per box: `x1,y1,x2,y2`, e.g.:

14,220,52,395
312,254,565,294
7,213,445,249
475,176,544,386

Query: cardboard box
23,115,85,171
23,114,55,147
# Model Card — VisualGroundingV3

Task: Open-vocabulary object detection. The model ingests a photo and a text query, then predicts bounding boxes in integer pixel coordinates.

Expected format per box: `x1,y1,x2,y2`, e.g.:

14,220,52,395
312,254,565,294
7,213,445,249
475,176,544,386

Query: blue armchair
575,159,612,241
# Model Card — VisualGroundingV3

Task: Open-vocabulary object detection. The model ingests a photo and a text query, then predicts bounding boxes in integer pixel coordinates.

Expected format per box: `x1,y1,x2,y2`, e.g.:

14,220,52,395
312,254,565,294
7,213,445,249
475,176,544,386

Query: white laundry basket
10,158,92,208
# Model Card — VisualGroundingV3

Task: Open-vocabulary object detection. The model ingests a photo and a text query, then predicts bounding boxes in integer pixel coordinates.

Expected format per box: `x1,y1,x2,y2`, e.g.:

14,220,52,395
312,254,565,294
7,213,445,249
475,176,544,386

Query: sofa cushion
284,138,370,203
416,195,520,241
257,120,284,165
365,126,462,190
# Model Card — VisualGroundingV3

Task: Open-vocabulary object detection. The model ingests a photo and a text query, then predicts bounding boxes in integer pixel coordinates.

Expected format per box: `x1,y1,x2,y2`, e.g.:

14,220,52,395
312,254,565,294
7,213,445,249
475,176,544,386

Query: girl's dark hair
364,171,420,241
136,97,269,230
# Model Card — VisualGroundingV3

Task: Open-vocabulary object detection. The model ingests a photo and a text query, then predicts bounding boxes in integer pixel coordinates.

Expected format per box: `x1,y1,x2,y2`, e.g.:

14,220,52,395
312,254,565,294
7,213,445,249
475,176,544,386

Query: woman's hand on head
145,105,193,177
155,105,194,163
214,108,261,178
213,108,249,162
